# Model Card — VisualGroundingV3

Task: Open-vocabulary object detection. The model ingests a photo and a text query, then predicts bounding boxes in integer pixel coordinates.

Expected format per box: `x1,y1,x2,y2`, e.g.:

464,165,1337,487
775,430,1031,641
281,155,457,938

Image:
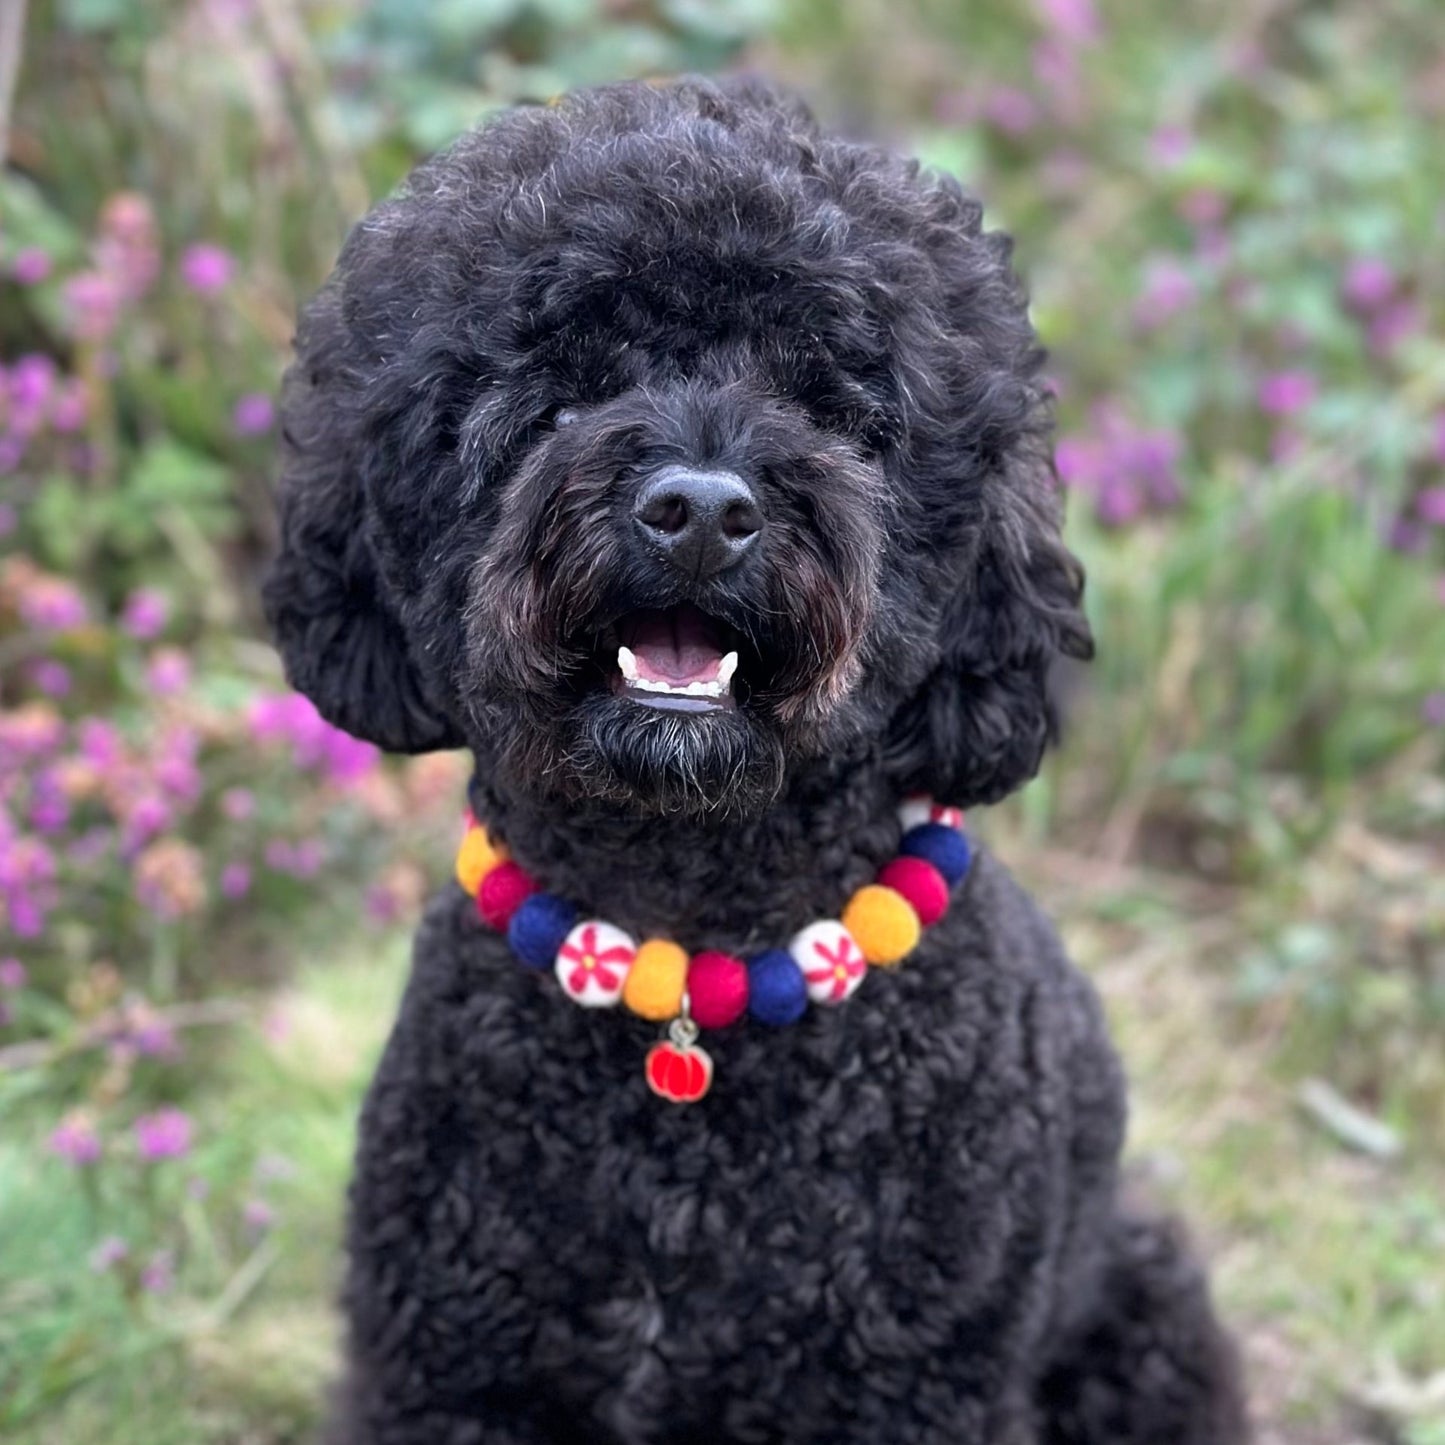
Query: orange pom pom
841,884,920,967
623,940,689,1021
455,824,507,896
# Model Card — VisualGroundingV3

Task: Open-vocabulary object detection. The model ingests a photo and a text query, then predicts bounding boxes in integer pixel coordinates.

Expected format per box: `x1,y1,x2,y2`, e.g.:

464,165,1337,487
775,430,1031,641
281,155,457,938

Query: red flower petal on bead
686,950,749,1028
476,861,538,930
877,856,949,926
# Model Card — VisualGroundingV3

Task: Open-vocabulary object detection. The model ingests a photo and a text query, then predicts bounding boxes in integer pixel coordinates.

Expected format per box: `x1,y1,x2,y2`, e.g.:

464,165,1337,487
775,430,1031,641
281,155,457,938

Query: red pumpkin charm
645,1039,714,1103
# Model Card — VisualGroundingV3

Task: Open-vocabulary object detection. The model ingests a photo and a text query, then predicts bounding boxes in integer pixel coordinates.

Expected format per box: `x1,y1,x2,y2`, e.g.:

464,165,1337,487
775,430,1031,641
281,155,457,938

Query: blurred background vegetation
1,1,1442,1441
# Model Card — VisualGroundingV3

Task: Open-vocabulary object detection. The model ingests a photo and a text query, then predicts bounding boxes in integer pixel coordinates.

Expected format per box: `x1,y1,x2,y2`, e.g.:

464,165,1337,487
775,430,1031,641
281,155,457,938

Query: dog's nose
632,467,762,578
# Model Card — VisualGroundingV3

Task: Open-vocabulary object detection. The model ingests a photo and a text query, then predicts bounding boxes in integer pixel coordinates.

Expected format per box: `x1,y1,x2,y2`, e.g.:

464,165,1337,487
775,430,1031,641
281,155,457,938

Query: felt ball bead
748,949,808,1026
877,856,949,926
556,920,635,1006
624,939,689,1021
507,893,577,970
687,951,749,1029
790,920,867,1005
899,822,972,886
898,795,965,833
842,884,920,966
456,824,508,896
476,861,538,931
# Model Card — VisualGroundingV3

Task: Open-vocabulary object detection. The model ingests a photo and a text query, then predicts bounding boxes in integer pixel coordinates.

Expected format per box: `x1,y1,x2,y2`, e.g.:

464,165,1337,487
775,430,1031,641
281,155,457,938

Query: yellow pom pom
455,825,507,897
623,939,689,1021
841,885,920,967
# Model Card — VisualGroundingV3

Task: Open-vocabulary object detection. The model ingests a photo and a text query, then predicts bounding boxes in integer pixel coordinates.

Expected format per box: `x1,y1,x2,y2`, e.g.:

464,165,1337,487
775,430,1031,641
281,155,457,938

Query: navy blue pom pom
899,823,971,886
508,893,577,970
748,948,808,1025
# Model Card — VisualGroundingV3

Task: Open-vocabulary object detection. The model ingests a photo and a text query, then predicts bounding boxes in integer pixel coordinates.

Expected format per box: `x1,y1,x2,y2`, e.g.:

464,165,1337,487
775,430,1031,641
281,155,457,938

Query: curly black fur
264,77,1248,1443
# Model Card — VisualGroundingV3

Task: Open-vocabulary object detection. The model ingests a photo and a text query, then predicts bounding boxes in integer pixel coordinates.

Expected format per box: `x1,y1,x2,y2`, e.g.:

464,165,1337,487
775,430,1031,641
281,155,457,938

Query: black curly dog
265,78,1249,1444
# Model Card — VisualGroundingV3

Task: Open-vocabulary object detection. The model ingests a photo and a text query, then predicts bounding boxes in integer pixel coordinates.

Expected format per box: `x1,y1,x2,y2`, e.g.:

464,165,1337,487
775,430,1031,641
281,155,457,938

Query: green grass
4,853,1442,1444
0,937,408,1444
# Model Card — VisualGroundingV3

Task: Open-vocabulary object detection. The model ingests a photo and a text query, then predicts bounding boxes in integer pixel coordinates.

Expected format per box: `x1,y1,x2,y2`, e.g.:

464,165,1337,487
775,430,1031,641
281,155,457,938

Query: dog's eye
552,407,579,429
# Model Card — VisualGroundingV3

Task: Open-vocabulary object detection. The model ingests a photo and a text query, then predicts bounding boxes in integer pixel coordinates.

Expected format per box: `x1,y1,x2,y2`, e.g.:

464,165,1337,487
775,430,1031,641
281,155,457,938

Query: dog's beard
507,691,786,818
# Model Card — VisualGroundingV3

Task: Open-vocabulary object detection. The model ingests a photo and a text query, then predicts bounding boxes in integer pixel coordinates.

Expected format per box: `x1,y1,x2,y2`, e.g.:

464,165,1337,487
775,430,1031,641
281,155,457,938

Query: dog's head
264,79,1091,819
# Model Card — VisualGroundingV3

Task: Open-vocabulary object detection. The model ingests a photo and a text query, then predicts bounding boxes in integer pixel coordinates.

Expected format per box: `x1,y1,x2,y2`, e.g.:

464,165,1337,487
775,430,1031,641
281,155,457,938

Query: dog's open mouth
609,605,740,713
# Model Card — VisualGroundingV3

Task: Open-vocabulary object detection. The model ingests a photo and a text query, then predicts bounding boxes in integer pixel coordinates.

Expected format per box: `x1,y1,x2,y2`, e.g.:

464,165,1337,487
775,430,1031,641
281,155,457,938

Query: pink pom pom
687,951,748,1029
877,857,949,927
476,861,538,931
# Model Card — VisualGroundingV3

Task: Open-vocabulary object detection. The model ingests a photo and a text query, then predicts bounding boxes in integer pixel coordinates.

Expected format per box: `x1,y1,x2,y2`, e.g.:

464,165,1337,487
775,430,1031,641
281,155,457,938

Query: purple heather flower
1257,370,1317,417
29,660,71,698
79,718,123,768
140,1250,175,1294
220,861,252,899
1178,188,1226,228
1148,125,1192,169
243,1198,277,1233
1035,0,1099,44
7,354,57,436
121,793,172,852
179,242,235,294
982,86,1039,137
121,588,168,640
231,392,275,437
49,379,88,434
1424,692,1445,727
145,647,191,696
62,270,122,342
89,1236,129,1272
49,1113,102,1165
96,192,161,301
134,1107,193,1161
1133,258,1196,330
1417,487,1445,526
17,576,88,631
247,692,378,784
290,837,326,877
1341,256,1395,313
365,881,403,923
220,787,255,820
11,247,51,285
0,958,26,989
1367,300,1422,357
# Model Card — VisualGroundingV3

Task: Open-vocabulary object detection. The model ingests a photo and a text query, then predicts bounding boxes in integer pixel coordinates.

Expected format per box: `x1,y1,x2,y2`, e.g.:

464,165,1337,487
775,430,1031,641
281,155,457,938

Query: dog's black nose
632,467,762,578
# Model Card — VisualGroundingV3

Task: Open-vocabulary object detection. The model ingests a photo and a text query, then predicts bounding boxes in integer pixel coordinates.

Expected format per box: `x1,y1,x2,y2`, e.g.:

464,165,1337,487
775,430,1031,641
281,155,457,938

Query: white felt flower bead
789,920,867,1006
555,920,636,1007
898,795,965,834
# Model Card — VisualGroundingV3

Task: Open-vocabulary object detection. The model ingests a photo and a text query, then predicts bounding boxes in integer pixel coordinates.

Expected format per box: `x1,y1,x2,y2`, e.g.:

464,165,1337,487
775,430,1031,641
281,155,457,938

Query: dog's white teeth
618,646,640,683
717,651,739,690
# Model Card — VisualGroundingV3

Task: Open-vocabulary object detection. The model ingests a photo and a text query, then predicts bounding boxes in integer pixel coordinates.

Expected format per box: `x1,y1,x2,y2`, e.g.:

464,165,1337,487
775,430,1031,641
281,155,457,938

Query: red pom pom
877,857,949,927
476,861,538,931
686,951,748,1029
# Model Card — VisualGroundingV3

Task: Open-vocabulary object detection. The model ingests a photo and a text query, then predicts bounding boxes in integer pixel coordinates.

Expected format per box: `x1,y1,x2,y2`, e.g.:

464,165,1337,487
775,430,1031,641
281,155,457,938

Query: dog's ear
886,445,1092,806
262,285,463,755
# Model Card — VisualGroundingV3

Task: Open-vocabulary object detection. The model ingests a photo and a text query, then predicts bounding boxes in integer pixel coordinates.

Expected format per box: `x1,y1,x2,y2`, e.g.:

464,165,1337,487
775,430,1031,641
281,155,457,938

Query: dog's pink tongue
627,608,724,684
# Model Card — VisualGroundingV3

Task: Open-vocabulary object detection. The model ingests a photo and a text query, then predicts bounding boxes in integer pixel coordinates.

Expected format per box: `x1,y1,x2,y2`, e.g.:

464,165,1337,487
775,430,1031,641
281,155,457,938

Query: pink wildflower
134,1107,193,1161
50,1112,102,1165
1417,488,1445,526
231,392,275,436
62,270,122,342
1257,370,1316,417
10,247,51,285
1341,256,1395,313
179,242,235,294
121,588,168,639
0,958,26,989
145,647,191,696
220,861,252,899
